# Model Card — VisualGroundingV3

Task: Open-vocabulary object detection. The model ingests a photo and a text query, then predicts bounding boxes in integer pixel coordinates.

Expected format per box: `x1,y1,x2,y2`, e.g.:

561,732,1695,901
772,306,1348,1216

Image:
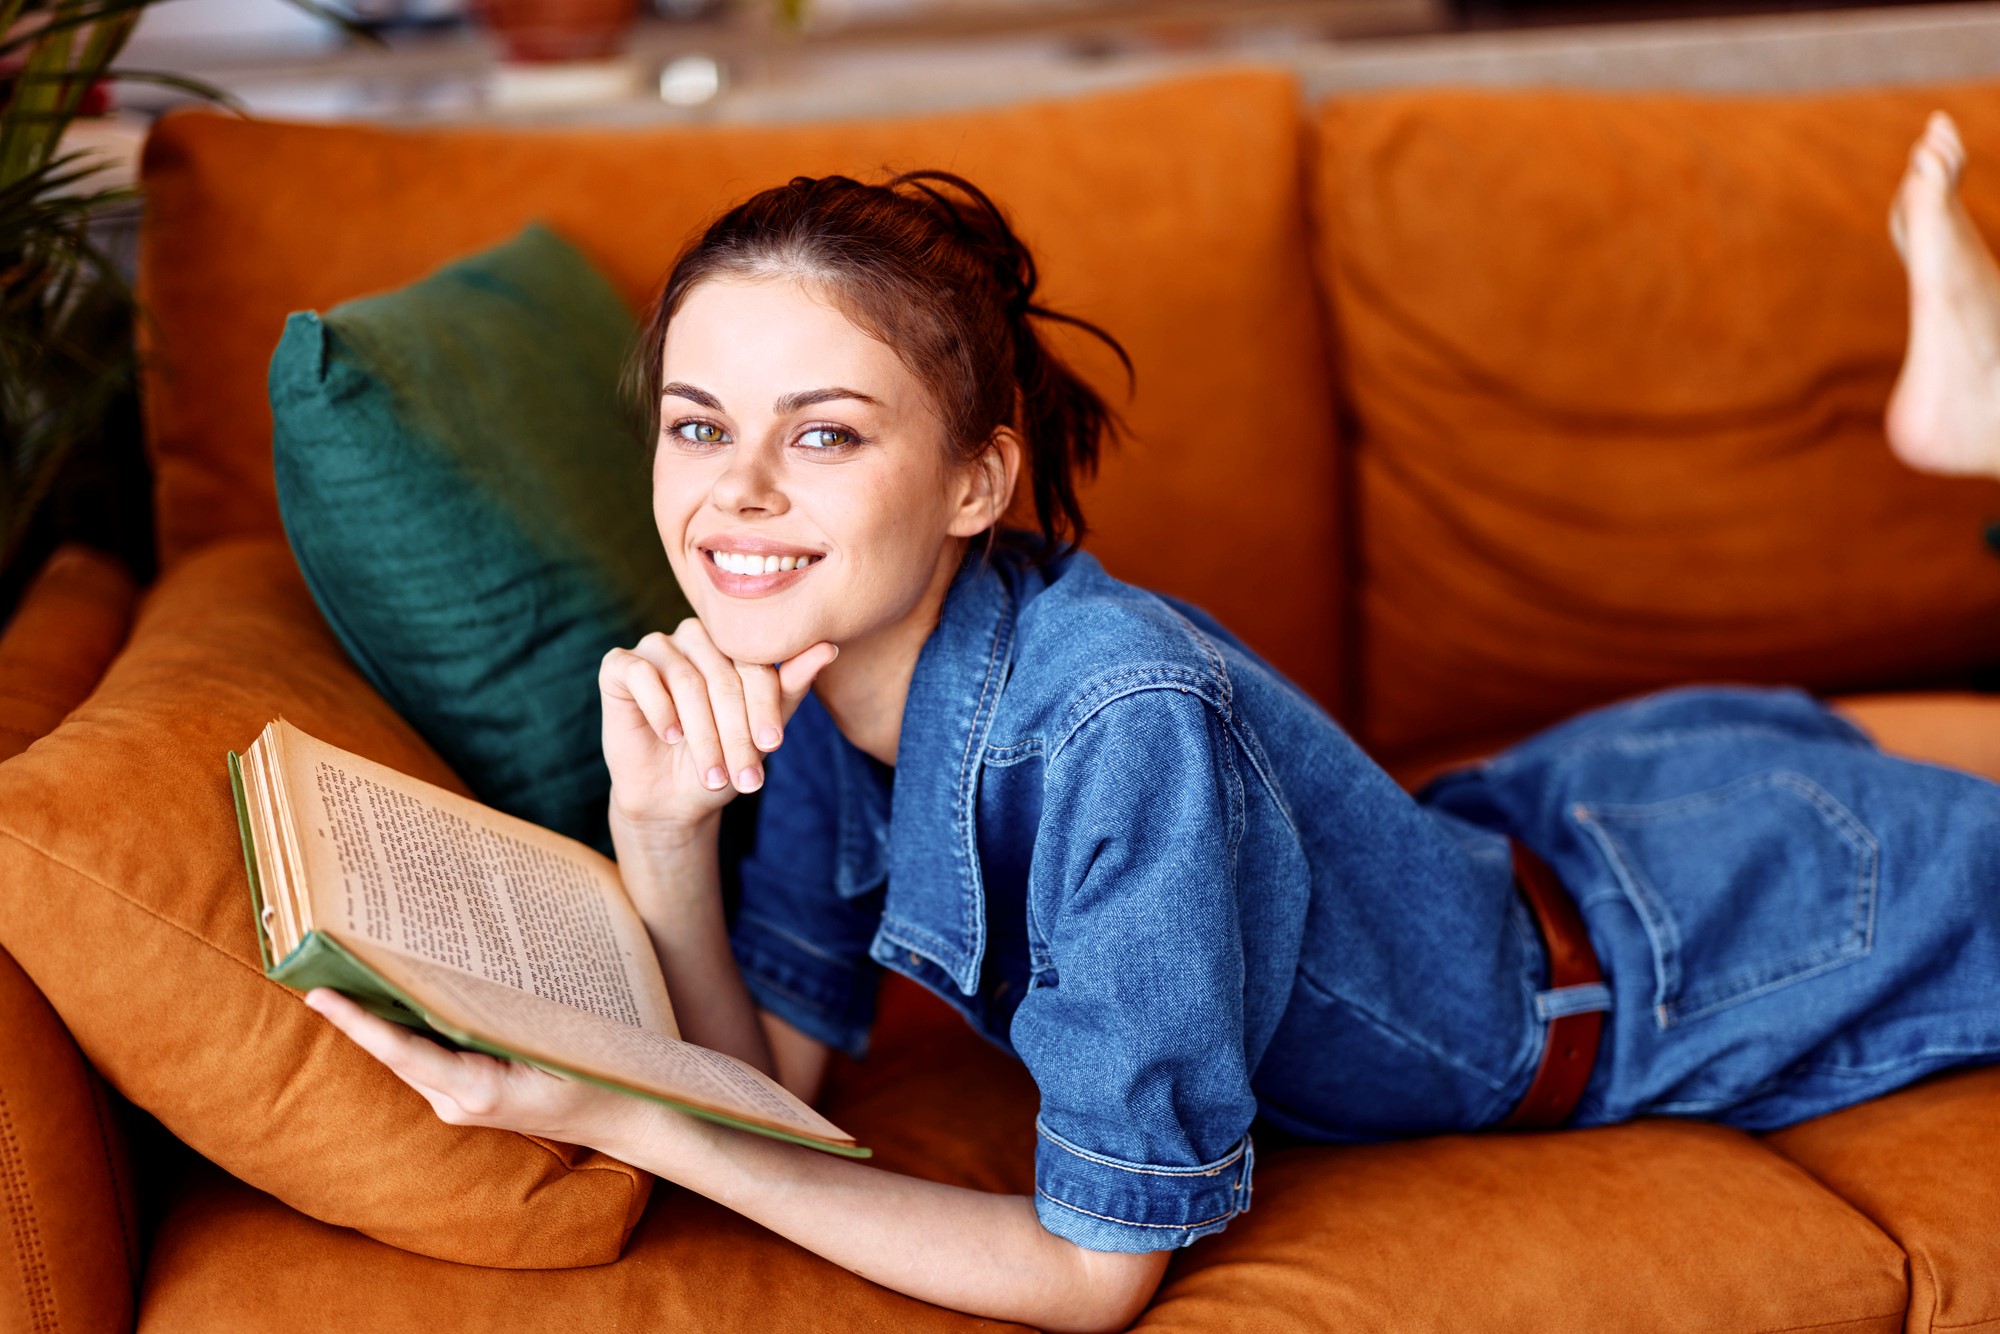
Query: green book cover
229,748,868,1159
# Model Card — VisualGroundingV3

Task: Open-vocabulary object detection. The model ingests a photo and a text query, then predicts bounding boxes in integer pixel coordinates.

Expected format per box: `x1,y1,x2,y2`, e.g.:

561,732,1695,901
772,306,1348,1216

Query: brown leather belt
1498,840,1605,1131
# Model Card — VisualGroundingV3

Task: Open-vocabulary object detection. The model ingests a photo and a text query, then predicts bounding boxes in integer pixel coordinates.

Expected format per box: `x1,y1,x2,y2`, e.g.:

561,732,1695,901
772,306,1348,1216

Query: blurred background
10,0,2000,623
106,0,2000,128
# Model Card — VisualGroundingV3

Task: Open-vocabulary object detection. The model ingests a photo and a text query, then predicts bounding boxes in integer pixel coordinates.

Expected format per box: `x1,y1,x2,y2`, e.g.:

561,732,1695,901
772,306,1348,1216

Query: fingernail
737,766,764,792
304,991,327,1013
663,725,683,745
757,725,781,749
704,766,728,790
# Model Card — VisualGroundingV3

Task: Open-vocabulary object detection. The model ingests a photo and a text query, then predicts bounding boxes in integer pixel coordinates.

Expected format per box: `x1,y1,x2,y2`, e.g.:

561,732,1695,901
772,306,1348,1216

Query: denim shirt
729,548,1541,1254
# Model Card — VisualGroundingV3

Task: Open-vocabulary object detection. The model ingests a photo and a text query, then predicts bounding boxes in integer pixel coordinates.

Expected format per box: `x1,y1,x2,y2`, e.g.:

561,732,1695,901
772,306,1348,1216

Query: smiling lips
699,545,824,598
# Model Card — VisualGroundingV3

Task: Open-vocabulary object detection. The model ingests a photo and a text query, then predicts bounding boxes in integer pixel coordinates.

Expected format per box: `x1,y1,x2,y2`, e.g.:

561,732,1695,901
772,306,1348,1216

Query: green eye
798,427,855,449
674,420,727,445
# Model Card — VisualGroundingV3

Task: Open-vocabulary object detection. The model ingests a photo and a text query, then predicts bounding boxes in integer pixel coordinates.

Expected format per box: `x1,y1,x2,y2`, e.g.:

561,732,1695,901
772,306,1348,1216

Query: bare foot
1886,111,2000,478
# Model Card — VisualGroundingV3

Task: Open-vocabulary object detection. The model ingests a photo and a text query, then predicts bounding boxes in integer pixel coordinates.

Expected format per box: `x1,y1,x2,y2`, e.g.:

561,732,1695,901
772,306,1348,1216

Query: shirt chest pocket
1571,769,1879,1029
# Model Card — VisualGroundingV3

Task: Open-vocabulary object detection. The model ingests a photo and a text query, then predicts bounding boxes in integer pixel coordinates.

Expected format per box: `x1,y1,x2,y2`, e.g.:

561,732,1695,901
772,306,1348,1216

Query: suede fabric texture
0,544,136,760
1312,84,2000,758
1140,1122,1906,1333
271,223,687,852
133,975,1916,1333
0,944,137,1334
1832,691,2000,783
136,70,1345,709
0,543,140,1334
1767,1067,2000,1334
0,538,650,1269
139,975,1040,1334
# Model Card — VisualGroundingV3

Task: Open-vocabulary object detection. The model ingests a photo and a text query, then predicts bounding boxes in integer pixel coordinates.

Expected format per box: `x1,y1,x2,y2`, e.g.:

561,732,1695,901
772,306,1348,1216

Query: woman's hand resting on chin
599,619,840,833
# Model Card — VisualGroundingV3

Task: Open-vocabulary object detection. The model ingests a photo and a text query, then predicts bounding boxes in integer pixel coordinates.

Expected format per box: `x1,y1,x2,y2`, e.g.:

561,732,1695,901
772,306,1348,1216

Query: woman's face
652,275,993,666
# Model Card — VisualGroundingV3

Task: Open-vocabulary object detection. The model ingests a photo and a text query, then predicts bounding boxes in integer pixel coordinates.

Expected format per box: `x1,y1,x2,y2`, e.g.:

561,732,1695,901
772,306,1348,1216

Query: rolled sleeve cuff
1032,1118,1254,1253
731,910,875,1058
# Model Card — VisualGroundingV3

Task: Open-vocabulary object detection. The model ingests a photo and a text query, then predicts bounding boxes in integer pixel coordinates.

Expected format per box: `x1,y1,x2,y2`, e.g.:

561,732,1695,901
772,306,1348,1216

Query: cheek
652,457,704,559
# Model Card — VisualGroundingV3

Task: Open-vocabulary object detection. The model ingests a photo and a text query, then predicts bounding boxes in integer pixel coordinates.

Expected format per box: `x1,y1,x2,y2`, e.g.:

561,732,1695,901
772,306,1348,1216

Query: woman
310,129,2000,1331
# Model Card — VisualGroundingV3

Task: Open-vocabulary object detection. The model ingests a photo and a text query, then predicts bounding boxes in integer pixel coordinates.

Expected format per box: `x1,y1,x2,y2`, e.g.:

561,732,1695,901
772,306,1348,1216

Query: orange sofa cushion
1831,690,2000,782
1767,1067,2000,1334
137,70,1345,708
0,544,136,760
0,537,649,1268
135,973,1911,1332
1312,84,2000,758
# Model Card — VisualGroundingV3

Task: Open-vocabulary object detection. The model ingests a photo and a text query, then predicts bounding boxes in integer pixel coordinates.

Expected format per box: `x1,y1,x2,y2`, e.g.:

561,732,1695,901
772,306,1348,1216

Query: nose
711,440,788,517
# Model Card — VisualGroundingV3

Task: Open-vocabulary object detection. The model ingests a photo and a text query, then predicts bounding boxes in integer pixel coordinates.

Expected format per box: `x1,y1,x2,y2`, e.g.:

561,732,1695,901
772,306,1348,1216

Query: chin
699,608,824,668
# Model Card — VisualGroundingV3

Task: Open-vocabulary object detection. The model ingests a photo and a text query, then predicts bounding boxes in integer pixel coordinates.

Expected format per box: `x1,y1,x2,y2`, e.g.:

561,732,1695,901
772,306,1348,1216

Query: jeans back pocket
1572,769,1878,1028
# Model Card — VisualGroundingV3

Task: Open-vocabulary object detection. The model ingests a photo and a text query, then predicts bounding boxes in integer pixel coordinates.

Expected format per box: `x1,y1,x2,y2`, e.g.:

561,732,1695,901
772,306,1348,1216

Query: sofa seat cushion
138,975,1911,1333
139,68,1346,708
1311,84,2000,760
1766,1067,2000,1334
1145,1122,1906,1332
1827,690,2000,784
0,537,649,1269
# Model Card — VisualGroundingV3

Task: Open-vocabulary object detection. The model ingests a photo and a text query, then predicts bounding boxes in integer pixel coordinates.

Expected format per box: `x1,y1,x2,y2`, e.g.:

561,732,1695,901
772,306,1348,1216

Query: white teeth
709,550,818,575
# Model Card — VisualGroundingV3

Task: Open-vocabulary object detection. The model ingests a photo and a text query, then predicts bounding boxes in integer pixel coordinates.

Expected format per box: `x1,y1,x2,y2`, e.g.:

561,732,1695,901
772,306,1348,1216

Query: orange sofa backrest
137,70,1346,709
1312,84,2000,760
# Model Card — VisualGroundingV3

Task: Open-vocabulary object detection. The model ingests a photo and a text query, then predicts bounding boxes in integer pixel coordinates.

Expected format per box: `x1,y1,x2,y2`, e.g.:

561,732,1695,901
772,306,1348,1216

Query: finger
600,647,682,744
656,631,730,793
777,642,841,719
738,660,785,752
673,621,765,793
305,988,479,1093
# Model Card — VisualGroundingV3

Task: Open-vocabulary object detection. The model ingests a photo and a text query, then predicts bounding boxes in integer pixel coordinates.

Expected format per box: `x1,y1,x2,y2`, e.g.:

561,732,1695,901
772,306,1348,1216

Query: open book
230,719,864,1158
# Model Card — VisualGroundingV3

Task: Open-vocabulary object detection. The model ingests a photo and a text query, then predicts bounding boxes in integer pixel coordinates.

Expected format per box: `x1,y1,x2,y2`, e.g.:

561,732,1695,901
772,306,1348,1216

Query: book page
271,723,678,1038
349,939,852,1148
237,746,297,961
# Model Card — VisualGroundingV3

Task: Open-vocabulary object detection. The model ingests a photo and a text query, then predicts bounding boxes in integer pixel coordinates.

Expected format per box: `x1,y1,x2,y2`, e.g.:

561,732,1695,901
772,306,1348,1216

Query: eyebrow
659,381,881,415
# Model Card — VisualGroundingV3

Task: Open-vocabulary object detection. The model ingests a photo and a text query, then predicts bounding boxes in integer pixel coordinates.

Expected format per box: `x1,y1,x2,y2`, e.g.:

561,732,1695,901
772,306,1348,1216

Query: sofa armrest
0,545,138,762
0,941,138,1334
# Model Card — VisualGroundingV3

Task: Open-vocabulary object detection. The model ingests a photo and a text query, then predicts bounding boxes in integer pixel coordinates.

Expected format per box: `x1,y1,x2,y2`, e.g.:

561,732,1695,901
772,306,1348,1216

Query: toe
1926,110,1968,182
1912,142,1952,188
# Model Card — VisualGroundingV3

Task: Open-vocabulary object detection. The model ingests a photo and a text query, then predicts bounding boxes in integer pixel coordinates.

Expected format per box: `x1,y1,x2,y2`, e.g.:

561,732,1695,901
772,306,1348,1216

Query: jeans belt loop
1499,839,1606,1130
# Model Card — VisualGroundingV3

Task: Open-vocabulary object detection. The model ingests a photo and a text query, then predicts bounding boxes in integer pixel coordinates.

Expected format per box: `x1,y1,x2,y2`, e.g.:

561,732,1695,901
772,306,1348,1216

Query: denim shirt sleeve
729,698,885,1058
1009,687,1259,1253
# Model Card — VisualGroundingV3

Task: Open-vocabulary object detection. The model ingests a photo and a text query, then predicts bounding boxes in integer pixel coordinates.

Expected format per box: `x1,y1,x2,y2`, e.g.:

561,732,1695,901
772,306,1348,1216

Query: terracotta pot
475,0,639,63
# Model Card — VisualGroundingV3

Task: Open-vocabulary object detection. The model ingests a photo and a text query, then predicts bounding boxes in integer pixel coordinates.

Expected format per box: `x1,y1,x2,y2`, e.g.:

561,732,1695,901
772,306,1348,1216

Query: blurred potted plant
475,0,637,62
0,0,350,609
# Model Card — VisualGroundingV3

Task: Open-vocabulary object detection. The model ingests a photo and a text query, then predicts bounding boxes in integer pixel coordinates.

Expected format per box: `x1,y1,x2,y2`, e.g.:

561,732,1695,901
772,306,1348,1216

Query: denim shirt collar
852,551,1017,996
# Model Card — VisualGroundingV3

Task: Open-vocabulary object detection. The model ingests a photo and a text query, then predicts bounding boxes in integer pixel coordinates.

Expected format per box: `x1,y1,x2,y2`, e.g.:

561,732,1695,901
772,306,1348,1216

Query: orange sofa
5,66,2000,1332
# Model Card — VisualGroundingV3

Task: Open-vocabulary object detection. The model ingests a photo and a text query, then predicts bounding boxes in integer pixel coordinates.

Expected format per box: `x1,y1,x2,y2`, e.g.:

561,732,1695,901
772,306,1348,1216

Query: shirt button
907,950,923,967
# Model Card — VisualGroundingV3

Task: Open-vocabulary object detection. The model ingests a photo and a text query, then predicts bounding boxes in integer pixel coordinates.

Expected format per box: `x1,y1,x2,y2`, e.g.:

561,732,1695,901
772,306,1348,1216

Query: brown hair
630,170,1130,559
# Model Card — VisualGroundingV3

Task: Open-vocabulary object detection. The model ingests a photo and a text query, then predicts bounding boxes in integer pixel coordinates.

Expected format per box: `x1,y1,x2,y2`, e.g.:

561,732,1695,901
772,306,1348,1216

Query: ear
947,427,1023,539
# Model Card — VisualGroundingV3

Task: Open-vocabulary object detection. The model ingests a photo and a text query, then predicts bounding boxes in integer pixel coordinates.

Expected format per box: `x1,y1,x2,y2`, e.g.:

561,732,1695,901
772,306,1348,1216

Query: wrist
608,801,720,855
595,1098,726,1178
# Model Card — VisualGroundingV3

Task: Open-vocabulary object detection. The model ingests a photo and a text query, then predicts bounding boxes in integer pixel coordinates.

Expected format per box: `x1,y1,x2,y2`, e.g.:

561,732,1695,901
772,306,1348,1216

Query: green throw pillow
271,223,688,852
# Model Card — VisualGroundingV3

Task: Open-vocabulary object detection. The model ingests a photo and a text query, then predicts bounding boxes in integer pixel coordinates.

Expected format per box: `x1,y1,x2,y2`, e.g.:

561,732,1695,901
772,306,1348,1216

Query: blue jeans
1424,686,2000,1131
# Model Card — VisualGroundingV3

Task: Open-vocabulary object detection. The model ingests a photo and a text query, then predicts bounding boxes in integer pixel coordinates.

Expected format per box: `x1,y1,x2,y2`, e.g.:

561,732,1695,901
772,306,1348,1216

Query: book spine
227,750,273,974
268,932,431,1031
